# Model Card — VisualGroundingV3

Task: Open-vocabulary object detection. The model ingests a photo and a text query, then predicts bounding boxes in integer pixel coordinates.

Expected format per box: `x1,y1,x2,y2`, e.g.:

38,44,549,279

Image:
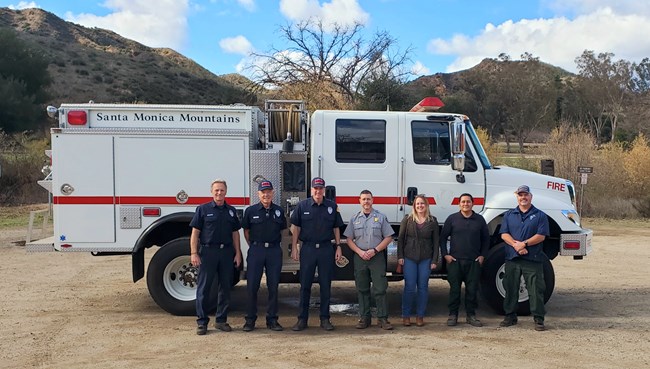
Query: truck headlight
561,209,581,227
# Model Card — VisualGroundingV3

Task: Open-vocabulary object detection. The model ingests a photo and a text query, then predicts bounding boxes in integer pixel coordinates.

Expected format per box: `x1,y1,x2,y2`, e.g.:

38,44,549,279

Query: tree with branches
247,19,411,109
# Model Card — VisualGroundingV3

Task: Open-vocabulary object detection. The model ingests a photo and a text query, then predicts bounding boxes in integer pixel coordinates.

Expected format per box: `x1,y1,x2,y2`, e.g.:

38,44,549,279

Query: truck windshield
465,121,492,169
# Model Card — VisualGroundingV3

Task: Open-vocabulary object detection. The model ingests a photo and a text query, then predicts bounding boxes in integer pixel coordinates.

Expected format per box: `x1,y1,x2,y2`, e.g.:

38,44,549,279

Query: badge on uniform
374,217,379,222
275,209,281,218
328,206,333,214
229,210,234,217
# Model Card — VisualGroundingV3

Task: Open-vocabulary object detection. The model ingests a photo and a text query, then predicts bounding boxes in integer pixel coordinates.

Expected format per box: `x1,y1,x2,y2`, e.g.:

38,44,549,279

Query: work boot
320,319,335,331
446,314,458,326
355,317,371,329
378,318,393,330
215,322,232,332
266,320,283,331
292,319,307,331
534,318,546,331
214,322,232,332
466,314,483,327
416,317,425,327
402,317,411,327
196,325,207,335
242,320,255,332
499,314,518,327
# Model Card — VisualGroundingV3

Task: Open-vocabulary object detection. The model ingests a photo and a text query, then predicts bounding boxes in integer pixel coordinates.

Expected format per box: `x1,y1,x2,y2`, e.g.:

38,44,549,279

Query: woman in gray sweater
398,194,440,327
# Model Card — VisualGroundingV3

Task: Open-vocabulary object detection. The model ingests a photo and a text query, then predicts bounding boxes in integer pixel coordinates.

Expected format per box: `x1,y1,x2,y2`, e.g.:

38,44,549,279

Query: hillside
0,8,256,106
0,7,574,112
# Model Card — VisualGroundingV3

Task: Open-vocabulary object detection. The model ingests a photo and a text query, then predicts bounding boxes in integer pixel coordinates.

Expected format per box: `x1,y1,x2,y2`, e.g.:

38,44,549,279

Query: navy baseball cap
515,185,531,194
311,177,326,188
258,180,273,191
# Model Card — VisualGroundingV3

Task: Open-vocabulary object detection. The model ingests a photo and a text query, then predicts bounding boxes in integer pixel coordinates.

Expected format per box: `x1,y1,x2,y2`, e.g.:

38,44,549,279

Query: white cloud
219,35,253,56
237,0,256,12
8,1,39,10
546,0,650,16
279,0,369,29
428,7,650,73
65,0,190,50
411,61,430,76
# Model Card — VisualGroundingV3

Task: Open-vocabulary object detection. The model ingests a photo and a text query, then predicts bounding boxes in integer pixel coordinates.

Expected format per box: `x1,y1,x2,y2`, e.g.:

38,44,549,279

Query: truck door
314,111,400,222
400,116,485,222
52,134,116,244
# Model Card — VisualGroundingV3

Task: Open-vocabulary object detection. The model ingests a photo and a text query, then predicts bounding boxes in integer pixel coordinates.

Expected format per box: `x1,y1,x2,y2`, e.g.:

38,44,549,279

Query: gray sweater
398,215,441,264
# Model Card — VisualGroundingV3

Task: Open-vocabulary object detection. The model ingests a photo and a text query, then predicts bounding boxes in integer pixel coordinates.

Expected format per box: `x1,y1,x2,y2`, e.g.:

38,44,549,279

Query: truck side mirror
325,185,336,201
451,121,466,183
407,187,418,205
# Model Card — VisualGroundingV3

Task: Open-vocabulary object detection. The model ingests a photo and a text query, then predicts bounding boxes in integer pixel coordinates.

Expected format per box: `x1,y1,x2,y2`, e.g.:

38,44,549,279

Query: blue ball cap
515,185,531,194
311,177,326,188
258,180,273,191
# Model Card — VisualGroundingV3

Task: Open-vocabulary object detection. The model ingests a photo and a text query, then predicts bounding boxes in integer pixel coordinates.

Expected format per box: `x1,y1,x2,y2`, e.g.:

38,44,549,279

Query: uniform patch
275,209,281,218
328,206,333,214
229,210,234,217
253,215,260,219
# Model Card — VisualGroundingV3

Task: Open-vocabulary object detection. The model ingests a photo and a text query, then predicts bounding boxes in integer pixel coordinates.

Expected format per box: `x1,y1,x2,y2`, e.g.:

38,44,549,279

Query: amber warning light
67,111,88,125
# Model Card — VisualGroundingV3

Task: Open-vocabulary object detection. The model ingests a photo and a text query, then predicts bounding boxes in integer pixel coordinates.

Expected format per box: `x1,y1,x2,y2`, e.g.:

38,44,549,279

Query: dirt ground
1,218,649,369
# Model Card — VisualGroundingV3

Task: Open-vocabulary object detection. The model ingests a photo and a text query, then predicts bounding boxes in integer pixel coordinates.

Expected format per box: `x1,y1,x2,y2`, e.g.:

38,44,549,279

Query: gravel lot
1,218,649,369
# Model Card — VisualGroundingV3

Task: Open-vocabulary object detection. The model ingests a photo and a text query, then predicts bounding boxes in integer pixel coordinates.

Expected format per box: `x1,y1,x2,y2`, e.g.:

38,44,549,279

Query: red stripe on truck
53,196,250,206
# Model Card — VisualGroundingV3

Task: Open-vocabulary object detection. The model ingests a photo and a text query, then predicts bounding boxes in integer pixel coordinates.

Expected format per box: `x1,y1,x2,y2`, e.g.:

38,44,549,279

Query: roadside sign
578,166,593,174
581,173,588,184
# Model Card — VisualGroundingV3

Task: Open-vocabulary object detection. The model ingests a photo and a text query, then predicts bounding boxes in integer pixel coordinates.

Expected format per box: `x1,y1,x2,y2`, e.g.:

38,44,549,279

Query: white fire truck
28,99,592,316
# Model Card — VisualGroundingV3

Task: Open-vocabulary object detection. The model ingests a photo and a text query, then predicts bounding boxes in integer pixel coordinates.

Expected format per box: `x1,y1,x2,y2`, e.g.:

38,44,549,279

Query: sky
3,0,650,80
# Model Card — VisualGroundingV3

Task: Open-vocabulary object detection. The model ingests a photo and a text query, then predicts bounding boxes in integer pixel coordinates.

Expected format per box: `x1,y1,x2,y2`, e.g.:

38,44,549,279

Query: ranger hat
515,185,531,194
311,177,326,188
258,180,273,191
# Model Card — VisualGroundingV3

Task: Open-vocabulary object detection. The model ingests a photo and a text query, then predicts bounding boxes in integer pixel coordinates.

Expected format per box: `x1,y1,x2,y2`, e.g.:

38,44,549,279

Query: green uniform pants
446,259,481,315
354,252,388,319
503,258,546,320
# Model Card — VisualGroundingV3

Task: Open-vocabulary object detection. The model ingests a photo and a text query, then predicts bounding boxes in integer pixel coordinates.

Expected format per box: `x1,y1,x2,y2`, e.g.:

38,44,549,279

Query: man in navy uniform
344,190,395,330
190,179,242,335
499,185,550,331
241,180,287,332
290,177,344,331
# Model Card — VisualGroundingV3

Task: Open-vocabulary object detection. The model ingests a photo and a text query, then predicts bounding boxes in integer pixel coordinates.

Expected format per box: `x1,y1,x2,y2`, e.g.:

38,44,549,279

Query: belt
201,243,231,249
302,241,333,249
251,241,280,248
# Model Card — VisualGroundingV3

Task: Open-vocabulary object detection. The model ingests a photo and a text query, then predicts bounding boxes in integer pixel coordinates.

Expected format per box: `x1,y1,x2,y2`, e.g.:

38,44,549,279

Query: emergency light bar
410,97,445,112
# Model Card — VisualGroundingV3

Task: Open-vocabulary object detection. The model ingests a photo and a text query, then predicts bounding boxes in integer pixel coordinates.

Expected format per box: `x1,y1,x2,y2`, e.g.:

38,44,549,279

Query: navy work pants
298,242,335,321
196,245,234,326
245,242,283,323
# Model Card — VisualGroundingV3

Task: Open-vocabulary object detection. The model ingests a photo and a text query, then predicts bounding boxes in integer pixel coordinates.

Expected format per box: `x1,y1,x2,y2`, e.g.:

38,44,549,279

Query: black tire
146,238,241,316
480,244,555,315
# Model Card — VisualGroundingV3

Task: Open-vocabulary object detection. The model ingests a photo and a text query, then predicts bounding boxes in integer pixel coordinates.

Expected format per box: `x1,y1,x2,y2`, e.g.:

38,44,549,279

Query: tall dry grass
541,124,650,218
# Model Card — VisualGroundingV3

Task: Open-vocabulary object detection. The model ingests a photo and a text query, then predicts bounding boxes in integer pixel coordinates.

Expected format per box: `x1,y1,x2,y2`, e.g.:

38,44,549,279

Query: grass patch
0,204,50,229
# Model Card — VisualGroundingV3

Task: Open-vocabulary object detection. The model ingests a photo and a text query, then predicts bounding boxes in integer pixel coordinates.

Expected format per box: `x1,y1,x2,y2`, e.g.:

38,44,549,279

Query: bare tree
247,19,411,109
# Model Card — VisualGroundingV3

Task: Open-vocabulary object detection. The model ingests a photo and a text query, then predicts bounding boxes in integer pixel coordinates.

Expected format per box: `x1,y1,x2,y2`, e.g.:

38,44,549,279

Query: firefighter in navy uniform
190,179,242,335
241,180,287,332
290,177,344,331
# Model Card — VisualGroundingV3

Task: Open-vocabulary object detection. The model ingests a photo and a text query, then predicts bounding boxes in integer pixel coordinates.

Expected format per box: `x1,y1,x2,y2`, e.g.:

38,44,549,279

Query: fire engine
28,98,592,316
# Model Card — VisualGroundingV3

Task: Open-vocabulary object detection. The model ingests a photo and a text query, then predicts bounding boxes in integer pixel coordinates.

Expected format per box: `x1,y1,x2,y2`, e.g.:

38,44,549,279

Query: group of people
189,177,550,335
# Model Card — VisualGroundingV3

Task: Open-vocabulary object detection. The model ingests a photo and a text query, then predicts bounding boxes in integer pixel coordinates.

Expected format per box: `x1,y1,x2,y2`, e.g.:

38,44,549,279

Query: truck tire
480,244,555,315
146,237,241,316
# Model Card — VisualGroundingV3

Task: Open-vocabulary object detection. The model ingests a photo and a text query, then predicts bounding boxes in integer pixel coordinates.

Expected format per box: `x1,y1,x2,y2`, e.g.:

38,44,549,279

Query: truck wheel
146,238,242,316
480,244,555,315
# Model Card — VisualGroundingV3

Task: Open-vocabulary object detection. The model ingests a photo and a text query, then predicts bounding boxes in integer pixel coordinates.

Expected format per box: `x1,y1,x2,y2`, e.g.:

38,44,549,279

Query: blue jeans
402,257,431,318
